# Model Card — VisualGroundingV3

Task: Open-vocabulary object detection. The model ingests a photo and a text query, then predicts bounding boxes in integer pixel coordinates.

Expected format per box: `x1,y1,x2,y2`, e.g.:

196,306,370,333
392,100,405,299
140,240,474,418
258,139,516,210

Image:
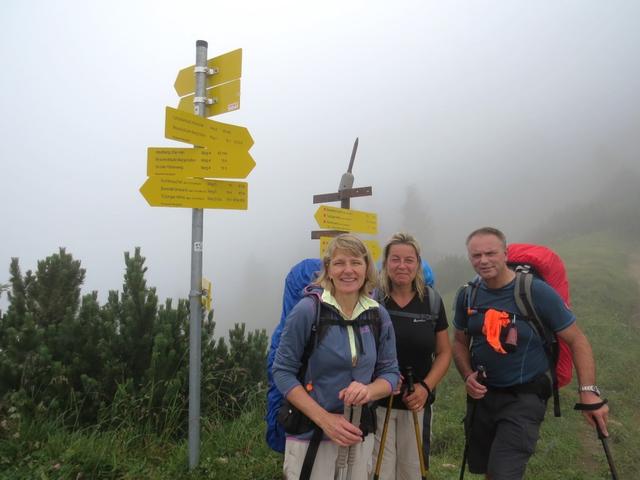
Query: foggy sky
2,0,639,334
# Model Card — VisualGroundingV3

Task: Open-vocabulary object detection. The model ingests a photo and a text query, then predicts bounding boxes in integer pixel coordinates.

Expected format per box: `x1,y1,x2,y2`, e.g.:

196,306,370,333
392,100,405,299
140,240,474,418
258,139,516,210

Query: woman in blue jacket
273,234,400,480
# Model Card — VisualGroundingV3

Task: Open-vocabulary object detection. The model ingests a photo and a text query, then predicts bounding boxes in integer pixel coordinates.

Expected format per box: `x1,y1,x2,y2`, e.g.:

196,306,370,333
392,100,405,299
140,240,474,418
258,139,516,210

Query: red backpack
507,243,573,416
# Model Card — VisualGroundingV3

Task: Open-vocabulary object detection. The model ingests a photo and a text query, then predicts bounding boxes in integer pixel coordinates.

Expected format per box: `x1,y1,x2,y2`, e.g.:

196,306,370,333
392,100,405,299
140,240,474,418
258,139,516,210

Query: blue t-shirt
453,277,575,388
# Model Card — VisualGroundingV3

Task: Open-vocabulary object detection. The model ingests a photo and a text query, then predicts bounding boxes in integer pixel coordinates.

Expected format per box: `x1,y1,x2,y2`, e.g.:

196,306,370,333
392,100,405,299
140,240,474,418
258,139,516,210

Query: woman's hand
338,381,372,406
402,382,429,412
318,412,363,446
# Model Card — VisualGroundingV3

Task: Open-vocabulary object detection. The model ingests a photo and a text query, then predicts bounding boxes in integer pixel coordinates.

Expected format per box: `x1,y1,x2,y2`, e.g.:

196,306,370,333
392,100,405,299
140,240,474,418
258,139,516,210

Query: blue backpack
265,257,435,453
266,258,322,453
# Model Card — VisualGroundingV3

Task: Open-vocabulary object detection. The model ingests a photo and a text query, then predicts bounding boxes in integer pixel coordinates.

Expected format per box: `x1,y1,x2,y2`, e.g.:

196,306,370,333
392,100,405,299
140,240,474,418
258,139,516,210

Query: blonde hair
314,234,378,295
379,232,426,301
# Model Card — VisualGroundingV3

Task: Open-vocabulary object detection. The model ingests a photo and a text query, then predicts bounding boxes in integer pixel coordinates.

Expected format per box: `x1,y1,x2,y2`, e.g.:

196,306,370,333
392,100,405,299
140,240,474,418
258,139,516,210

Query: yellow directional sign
177,79,241,118
165,107,253,151
314,206,378,234
174,48,242,97
201,277,213,311
320,237,381,261
147,147,255,179
139,176,248,210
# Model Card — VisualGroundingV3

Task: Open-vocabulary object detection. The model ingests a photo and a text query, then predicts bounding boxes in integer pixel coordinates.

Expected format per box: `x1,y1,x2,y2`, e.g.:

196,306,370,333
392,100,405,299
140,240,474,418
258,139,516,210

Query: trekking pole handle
406,366,415,394
476,365,487,385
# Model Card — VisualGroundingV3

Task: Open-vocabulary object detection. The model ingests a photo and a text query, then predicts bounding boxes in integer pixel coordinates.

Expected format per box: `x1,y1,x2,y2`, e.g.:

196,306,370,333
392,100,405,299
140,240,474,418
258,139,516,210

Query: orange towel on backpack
482,309,510,354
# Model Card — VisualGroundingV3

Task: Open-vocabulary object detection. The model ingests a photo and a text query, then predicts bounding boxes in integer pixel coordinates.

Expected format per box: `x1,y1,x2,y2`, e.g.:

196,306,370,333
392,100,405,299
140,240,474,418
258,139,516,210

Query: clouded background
2,0,639,334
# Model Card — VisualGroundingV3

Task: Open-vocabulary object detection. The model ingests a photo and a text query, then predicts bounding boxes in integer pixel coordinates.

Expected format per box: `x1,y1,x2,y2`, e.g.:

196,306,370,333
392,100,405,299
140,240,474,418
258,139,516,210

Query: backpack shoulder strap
369,307,381,348
426,285,441,317
513,271,562,417
464,278,481,316
513,271,552,343
297,295,322,382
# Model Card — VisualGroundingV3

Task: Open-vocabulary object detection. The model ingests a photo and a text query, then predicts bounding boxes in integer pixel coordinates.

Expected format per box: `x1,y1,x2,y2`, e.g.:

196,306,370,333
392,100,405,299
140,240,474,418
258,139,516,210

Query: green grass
2,231,638,479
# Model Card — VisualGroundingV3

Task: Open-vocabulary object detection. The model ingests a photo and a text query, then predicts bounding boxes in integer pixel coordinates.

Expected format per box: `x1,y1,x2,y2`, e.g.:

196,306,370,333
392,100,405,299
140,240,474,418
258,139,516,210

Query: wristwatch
578,385,601,396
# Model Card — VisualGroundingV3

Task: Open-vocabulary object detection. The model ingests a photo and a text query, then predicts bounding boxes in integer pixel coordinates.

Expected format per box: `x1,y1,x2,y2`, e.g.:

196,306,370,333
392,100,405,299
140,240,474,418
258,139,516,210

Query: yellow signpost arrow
177,79,241,118
174,48,242,97
165,106,253,151
147,147,255,179
201,277,212,312
314,205,378,234
320,236,380,261
139,176,247,210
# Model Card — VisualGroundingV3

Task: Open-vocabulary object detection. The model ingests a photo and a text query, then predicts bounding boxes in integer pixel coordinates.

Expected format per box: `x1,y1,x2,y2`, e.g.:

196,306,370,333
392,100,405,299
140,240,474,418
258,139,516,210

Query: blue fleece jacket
273,288,399,439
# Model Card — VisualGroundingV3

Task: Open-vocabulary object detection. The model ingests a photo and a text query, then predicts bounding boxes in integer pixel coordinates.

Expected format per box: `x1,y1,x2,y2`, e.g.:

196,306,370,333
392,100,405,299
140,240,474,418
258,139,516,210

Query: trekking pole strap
300,426,324,480
573,399,608,411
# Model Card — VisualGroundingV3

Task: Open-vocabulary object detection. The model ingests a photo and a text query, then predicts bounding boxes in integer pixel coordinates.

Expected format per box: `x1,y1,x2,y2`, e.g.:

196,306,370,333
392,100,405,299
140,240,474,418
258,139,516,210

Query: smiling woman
272,234,400,479
315,235,377,316
372,232,451,479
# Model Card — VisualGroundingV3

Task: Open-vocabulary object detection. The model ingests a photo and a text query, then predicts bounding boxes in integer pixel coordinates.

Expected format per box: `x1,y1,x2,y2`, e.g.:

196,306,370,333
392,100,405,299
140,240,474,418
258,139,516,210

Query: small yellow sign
165,106,253,151
314,206,378,235
174,48,242,97
139,176,248,210
319,237,381,261
177,79,241,118
202,277,213,312
147,147,255,179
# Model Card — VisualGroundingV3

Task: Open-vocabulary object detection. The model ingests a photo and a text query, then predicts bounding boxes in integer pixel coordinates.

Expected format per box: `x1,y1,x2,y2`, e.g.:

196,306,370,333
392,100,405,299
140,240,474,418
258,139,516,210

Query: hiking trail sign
147,147,255,179
177,79,241,118
311,138,379,259
140,176,247,210
314,205,378,235
164,106,253,152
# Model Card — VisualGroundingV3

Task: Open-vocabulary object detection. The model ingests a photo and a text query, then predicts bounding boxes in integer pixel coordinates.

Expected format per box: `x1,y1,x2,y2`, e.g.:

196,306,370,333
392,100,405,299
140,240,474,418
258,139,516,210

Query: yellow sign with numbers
314,205,377,234
140,176,247,210
147,147,255,179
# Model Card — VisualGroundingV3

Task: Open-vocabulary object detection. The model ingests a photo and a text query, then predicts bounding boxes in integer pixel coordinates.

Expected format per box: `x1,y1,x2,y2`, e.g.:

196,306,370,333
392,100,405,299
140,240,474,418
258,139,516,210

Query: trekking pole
345,405,362,480
336,404,351,480
407,367,428,480
596,424,619,480
459,365,486,480
373,394,394,480
573,400,617,480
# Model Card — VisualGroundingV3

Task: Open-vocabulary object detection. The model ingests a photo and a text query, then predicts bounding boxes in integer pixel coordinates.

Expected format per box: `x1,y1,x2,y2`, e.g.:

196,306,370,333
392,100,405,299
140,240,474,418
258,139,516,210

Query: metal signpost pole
188,39,208,470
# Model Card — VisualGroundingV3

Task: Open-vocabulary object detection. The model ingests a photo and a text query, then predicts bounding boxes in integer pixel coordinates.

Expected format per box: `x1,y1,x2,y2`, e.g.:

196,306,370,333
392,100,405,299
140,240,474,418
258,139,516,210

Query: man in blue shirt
452,227,609,480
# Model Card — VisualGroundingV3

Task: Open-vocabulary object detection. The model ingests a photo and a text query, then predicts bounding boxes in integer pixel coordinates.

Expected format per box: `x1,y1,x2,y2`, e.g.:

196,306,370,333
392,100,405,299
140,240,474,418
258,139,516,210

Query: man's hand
579,392,609,436
465,371,487,399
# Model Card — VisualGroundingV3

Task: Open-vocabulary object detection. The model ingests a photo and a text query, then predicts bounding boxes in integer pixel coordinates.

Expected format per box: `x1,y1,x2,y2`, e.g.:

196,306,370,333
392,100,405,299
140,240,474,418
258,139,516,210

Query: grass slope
2,231,638,479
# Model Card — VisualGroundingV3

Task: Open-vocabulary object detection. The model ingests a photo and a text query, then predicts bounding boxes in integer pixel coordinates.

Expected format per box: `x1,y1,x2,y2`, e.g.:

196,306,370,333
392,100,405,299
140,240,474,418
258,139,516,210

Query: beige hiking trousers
371,407,425,480
283,434,374,480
